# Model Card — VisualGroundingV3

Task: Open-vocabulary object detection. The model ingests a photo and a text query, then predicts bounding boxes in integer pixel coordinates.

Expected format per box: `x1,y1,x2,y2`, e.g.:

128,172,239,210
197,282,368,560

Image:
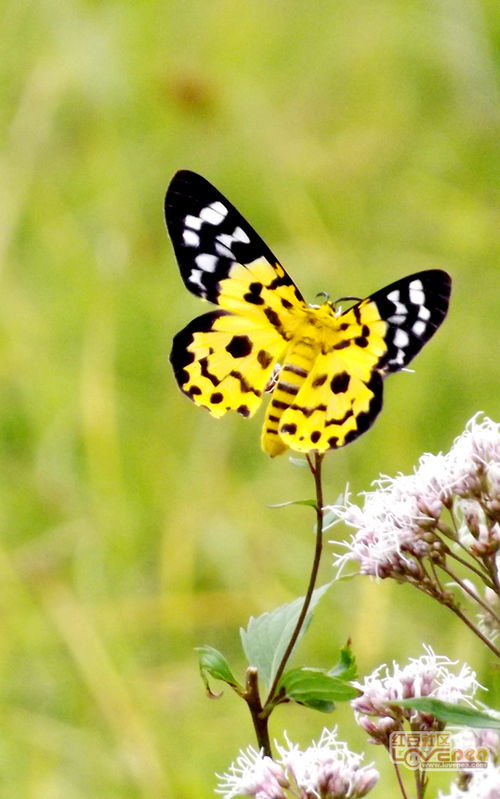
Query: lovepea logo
389,731,489,771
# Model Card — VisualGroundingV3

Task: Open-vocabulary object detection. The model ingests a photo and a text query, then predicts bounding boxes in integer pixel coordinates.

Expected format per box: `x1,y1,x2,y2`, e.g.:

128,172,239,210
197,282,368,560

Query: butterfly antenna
315,290,330,303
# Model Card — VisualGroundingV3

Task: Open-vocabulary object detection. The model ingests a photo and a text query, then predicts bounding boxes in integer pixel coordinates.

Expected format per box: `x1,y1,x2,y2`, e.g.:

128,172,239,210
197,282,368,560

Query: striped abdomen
261,338,316,457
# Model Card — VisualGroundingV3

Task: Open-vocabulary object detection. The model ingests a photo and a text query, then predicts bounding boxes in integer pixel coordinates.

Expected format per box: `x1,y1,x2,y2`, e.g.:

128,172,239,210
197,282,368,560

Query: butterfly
165,171,451,457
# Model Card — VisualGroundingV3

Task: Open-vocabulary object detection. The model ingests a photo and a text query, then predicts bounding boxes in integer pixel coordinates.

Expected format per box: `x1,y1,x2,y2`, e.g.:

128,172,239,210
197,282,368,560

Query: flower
330,476,437,580
216,729,379,799
446,414,500,500
437,763,500,798
351,646,482,746
215,745,288,799
276,728,379,798
329,415,500,644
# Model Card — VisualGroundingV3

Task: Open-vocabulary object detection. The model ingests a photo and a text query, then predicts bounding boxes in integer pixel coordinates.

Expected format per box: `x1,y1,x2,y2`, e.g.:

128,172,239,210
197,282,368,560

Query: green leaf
329,643,357,681
240,583,332,688
196,645,241,698
278,667,359,712
398,698,500,728
268,498,317,509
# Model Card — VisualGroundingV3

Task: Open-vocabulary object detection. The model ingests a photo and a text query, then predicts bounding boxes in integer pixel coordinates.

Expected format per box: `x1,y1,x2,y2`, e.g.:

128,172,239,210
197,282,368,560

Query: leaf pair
197,583,358,712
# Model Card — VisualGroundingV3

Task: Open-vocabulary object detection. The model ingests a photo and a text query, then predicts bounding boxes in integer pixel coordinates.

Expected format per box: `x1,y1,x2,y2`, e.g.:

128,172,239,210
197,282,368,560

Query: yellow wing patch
171,310,288,419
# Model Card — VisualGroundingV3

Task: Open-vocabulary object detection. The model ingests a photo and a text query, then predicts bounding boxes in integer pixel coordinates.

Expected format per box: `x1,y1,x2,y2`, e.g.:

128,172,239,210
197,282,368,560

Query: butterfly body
166,171,451,456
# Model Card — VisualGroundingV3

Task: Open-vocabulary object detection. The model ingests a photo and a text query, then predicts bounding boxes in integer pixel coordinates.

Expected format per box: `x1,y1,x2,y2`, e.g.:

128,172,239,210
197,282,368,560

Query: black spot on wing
330,371,350,394
226,335,253,358
243,282,265,305
257,349,273,369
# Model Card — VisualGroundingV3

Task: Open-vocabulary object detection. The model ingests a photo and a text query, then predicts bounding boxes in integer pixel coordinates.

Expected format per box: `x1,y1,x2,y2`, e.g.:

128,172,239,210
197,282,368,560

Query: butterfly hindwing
268,317,386,455
170,310,286,419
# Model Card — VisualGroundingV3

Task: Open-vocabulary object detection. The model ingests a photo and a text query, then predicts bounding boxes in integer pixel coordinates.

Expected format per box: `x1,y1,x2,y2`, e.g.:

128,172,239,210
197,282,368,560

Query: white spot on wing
185,214,202,230
390,350,406,367
387,289,408,315
393,328,409,348
412,320,427,337
183,229,200,247
188,269,205,290
232,226,250,243
418,304,431,321
217,233,234,248
215,241,234,258
210,201,227,216
409,287,425,305
195,253,218,272
200,202,227,225
409,279,424,291
388,314,406,324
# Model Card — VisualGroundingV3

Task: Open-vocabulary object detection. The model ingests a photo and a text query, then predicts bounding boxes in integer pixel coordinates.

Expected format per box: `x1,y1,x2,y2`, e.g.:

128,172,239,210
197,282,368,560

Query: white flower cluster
330,413,500,579
352,646,482,745
438,764,500,798
216,728,379,799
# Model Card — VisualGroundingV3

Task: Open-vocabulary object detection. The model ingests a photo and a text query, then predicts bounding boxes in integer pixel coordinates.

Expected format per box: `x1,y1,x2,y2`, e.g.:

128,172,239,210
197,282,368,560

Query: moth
165,170,451,456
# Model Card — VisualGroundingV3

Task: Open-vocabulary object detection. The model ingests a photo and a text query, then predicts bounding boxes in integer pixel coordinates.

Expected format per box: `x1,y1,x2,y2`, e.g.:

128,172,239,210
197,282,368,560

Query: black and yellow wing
166,171,308,419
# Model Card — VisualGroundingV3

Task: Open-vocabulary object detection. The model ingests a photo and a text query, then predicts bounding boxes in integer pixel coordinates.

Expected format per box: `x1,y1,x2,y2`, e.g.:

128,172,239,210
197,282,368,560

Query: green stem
392,761,410,799
264,452,325,708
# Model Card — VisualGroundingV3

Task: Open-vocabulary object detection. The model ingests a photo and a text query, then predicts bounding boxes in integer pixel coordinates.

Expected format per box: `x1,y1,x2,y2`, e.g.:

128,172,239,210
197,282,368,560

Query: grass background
1,0,499,796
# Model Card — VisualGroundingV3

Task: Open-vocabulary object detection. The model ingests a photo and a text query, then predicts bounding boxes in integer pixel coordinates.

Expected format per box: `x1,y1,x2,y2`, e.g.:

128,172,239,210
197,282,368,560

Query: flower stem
439,562,500,629
392,761,410,799
414,768,428,799
445,600,500,659
445,548,495,589
484,553,500,593
244,667,272,756
264,453,325,708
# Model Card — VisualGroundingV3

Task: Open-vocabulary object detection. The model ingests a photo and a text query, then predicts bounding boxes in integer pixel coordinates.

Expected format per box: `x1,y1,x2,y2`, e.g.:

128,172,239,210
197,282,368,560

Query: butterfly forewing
164,170,305,307
359,269,452,373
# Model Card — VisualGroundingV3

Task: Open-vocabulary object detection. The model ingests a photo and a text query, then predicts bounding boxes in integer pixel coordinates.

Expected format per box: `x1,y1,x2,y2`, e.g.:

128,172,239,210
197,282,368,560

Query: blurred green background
1,0,499,796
